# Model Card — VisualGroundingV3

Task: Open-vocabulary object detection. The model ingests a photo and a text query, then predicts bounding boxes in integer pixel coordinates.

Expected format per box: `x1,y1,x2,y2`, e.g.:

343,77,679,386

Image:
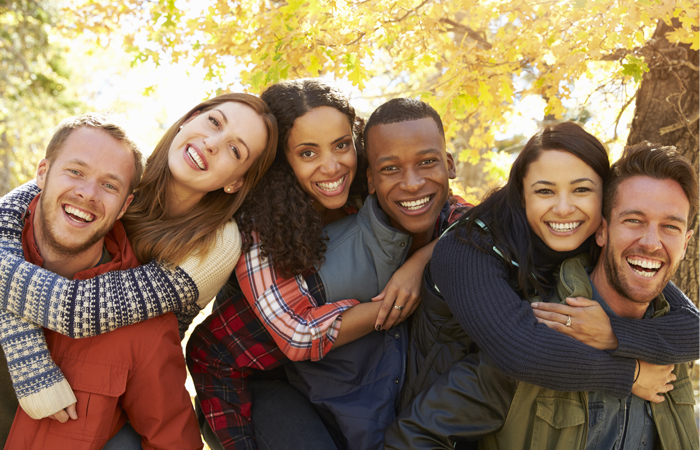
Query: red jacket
6,194,203,450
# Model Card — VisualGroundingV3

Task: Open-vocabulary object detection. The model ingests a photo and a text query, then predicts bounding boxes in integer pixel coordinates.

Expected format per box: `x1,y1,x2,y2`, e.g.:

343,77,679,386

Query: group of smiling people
0,77,697,450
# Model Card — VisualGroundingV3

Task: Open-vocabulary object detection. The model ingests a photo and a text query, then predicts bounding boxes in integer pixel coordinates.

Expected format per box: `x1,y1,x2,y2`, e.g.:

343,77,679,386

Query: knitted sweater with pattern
0,181,241,419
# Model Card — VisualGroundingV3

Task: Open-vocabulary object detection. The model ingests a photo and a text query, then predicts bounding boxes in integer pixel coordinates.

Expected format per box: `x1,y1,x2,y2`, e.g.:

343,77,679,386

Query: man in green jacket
483,142,698,450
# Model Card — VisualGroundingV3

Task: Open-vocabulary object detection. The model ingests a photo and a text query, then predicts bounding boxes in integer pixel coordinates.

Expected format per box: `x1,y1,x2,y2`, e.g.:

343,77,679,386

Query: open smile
185,144,207,171
546,221,582,234
63,204,96,223
396,195,434,213
313,174,348,197
626,256,664,279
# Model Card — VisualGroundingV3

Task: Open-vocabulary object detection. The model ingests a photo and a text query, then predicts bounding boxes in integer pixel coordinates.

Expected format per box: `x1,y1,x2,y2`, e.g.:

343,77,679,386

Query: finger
532,309,568,323
530,302,576,315
564,297,597,307
375,298,393,330
536,318,574,335
649,394,666,404
67,403,78,420
382,303,405,330
54,410,69,423
371,288,386,302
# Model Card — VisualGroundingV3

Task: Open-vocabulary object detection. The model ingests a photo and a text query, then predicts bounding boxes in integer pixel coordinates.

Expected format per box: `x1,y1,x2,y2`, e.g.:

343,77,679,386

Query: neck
589,262,648,319
408,229,433,257
32,208,103,279
166,181,205,218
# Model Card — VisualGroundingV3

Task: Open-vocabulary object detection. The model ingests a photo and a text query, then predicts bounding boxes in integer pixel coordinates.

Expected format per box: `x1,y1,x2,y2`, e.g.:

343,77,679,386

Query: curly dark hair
236,78,367,278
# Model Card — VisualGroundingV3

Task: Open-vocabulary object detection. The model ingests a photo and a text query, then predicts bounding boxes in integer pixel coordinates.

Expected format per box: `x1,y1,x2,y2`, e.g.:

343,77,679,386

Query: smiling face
596,176,692,305
285,106,357,213
366,117,455,240
522,150,603,252
35,127,135,256
167,101,268,202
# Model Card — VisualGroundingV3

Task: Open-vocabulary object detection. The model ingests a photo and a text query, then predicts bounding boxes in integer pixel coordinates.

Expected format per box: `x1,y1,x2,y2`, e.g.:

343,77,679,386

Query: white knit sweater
0,181,241,419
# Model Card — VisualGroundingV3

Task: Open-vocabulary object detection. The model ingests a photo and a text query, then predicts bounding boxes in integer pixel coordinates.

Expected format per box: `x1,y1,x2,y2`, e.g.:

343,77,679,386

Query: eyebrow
375,147,441,165
619,209,687,224
530,177,597,187
294,134,352,150
64,159,126,187
213,108,251,160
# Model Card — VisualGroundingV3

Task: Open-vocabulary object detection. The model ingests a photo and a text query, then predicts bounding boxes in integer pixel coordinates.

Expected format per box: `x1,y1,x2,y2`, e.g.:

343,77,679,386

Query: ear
446,153,456,179
36,159,50,190
367,167,375,195
117,194,134,221
224,179,244,194
682,229,693,258
595,218,608,247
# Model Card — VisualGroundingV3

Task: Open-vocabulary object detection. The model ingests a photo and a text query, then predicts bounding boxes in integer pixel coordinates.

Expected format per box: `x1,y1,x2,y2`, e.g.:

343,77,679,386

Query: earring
179,125,184,130
225,187,232,193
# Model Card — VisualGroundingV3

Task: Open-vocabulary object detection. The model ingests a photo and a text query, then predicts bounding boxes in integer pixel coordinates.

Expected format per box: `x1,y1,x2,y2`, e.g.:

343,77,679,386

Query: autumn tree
0,0,79,196
64,0,699,298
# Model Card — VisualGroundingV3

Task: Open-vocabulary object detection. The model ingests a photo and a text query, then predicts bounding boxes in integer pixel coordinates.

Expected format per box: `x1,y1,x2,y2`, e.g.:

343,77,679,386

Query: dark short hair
604,142,698,223
364,98,445,155
46,113,144,194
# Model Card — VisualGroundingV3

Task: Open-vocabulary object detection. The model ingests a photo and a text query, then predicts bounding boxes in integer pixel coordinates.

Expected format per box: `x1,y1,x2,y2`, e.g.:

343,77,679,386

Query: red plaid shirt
186,200,468,449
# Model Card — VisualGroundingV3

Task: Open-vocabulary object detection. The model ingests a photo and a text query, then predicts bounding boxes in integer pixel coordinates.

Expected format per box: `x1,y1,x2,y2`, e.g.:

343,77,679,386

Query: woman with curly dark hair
188,79,437,450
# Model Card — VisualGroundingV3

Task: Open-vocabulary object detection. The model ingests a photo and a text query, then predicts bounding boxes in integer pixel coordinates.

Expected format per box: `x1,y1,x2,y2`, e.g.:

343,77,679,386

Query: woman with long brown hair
0,93,277,427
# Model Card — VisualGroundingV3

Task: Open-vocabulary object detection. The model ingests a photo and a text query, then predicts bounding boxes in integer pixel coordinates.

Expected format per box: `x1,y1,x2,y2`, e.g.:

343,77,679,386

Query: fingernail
375,325,381,332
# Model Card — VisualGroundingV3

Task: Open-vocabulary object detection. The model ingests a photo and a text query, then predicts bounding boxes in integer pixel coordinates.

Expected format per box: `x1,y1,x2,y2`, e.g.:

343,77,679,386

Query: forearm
434,235,636,397
611,282,700,364
0,309,76,419
334,301,382,348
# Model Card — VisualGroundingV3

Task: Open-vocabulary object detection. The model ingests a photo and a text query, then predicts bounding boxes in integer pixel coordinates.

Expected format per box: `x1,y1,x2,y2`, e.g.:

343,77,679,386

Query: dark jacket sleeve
432,232,636,398
610,282,699,364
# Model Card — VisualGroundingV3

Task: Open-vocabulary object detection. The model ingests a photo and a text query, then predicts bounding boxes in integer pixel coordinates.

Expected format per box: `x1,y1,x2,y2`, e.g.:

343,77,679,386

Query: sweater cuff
18,377,77,419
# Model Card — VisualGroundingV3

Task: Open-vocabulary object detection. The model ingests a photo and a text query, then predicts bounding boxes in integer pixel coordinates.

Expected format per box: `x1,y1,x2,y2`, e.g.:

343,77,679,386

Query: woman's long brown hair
121,93,278,266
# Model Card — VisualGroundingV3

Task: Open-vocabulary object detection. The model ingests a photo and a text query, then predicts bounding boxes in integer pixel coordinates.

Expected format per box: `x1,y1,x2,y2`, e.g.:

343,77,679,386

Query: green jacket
479,254,698,450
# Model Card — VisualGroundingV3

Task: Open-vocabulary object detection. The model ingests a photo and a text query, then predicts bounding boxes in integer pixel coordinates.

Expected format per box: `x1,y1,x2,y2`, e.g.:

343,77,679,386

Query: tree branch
439,18,492,49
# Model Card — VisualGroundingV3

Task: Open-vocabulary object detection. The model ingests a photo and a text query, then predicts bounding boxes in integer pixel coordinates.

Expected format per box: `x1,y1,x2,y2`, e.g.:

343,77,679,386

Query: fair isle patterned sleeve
0,181,241,417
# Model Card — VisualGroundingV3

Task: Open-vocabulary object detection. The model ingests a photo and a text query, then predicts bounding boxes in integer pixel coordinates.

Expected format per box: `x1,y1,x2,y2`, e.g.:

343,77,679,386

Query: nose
203,135,221,154
318,153,341,176
639,224,662,251
552,193,575,216
401,167,425,192
74,179,100,203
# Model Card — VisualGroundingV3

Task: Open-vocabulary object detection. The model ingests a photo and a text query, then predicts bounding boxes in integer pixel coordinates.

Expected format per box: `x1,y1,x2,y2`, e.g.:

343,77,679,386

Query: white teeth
631,267,656,278
64,205,94,222
187,146,205,170
316,176,344,191
547,221,582,232
400,196,431,210
627,257,662,270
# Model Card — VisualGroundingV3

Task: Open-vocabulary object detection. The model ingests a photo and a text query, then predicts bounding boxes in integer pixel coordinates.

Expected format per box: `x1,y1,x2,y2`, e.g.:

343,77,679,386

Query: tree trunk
626,19,699,305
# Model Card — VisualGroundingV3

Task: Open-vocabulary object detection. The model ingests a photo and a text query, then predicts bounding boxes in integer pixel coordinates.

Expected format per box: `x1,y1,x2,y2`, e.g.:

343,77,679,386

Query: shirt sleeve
0,309,76,419
609,281,700,364
0,181,239,338
236,233,360,362
121,314,203,450
433,231,636,398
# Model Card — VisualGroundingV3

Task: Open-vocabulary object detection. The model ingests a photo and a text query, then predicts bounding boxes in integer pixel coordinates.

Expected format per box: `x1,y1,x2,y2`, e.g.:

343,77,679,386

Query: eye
663,224,682,232
574,187,592,193
534,188,553,195
336,140,353,151
380,165,399,173
104,183,118,191
209,116,220,128
68,169,81,176
624,218,641,224
230,145,240,160
300,150,316,158
419,158,437,166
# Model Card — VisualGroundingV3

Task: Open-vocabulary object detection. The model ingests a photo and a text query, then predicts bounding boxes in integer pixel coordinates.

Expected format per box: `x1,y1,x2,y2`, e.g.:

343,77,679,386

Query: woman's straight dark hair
457,121,611,298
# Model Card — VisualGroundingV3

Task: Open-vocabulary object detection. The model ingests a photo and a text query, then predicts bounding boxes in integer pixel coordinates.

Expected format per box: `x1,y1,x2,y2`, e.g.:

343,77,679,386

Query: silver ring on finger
394,304,405,311
565,315,572,327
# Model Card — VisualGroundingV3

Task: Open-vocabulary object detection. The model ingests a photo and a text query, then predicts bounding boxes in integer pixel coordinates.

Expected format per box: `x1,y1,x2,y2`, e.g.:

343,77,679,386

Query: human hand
48,402,78,423
531,297,619,350
632,360,675,403
373,261,423,331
